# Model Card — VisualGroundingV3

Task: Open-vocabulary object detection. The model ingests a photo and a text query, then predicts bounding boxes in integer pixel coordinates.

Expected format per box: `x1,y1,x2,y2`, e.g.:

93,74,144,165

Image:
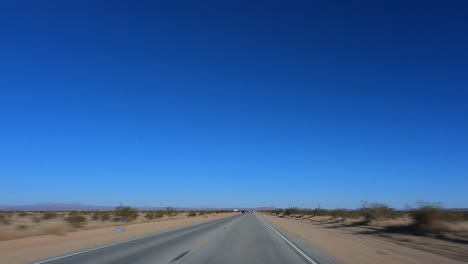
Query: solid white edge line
256,214,319,264
31,214,238,264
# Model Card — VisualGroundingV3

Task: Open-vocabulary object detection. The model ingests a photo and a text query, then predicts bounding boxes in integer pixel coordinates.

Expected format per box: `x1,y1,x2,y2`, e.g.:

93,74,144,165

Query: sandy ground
260,213,468,264
0,213,235,264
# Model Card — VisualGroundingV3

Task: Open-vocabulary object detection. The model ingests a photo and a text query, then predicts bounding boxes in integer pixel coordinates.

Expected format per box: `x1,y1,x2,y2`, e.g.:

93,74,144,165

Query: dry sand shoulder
259,213,468,264
0,213,235,264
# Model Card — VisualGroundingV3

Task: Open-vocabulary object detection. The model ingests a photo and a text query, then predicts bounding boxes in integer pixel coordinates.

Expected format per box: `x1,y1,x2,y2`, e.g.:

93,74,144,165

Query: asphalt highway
32,213,336,264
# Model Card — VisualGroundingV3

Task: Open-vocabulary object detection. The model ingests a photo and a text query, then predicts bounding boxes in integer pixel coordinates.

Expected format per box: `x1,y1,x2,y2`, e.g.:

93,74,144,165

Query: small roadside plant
0,214,11,225
165,207,177,217
360,202,397,223
42,212,58,220
16,224,28,230
115,206,139,222
100,212,111,221
65,215,87,227
284,207,301,216
91,211,100,221
188,211,197,217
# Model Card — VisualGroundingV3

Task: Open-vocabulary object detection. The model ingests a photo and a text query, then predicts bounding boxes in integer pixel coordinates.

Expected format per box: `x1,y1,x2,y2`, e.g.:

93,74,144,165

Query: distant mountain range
0,203,276,211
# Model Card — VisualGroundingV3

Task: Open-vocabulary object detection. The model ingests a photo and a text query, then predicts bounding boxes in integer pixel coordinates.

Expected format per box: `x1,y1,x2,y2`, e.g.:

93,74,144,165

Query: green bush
65,215,87,227
115,206,139,222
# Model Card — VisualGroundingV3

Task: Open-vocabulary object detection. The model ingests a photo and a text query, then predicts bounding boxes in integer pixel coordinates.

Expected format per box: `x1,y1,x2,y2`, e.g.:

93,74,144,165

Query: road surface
32,213,336,264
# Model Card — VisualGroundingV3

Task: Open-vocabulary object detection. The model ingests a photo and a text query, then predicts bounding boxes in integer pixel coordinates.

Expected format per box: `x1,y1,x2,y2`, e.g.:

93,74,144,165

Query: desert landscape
1,204,467,264
262,204,468,264
0,206,235,264
2,1,467,263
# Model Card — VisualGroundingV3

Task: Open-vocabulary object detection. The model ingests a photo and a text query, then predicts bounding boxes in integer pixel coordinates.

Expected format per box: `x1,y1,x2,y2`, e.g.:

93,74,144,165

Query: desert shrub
312,207,328,217
65,215,87,227
115,206,139,222
144,211,165,219
154,211,164,218
284,207,301,216
198,211,205,215
0,214,11,225
32,216,42,223
144,212,151,220
188,211,197,217
18,212,30,217
412,205,441,228
329,209,350,220
100,212,111,221
461,211,468,220
16,224,28,230
360,202,397,223
42,212,58,220
165,207,177,217
68,211,82,216
411,205,462,231
91,211,100,221
271,209,283,215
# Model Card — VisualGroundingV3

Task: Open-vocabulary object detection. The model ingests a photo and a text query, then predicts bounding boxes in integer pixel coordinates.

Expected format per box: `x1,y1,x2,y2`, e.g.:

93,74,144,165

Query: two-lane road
32,214,327,264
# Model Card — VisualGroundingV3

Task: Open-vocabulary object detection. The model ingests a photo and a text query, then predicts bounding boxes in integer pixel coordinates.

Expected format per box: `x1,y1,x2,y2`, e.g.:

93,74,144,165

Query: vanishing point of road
32,213,338,264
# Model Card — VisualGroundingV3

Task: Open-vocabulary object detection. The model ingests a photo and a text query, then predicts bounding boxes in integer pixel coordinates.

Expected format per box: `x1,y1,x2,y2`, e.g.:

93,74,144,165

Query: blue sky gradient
1,1,467,208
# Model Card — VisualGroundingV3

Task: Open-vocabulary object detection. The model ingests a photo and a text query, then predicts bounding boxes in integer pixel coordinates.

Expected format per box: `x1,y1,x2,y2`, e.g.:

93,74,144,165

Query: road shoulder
0,213,235,264
259,213,466,264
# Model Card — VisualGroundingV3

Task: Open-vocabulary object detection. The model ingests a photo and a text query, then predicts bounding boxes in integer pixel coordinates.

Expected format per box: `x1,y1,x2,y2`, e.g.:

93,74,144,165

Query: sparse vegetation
0,214,11,225
114,206,139,222
267,202,468,240
16,224,28,230
100,212,111,221
188,211,197,217
65,215,87,227
144,211,164,220
284,207,300,216
409,204,467,234
42,212,58,220
360,202,399,223
0,209,232,243
165,207,177,217
18,212,29,217
91,211,100,221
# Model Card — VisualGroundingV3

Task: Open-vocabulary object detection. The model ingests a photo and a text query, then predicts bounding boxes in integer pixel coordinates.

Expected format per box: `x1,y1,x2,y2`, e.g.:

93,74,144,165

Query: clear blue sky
1,1,467,209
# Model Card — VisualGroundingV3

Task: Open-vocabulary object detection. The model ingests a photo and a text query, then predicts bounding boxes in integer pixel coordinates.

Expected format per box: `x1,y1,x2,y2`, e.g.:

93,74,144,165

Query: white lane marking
31,215,238,264
256,214,319,264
